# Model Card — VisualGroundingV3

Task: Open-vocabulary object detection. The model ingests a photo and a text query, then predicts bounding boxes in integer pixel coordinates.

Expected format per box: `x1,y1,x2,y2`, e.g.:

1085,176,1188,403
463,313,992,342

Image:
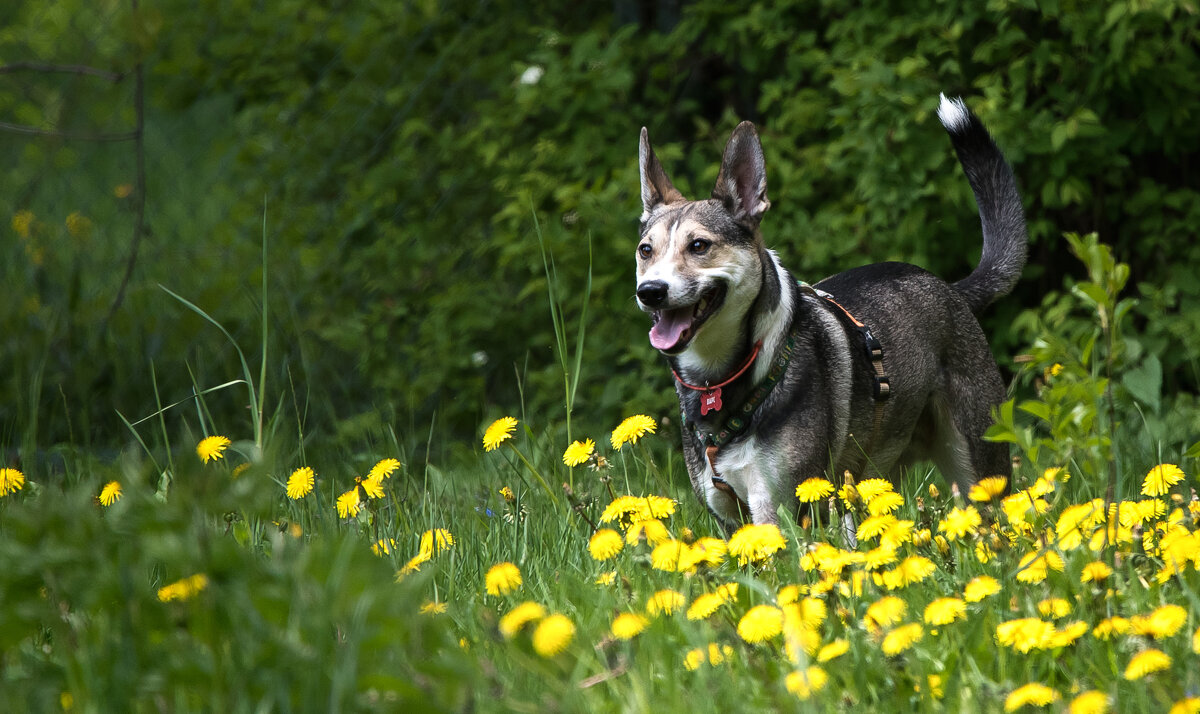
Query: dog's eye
638,243,652,259
688,238,711,255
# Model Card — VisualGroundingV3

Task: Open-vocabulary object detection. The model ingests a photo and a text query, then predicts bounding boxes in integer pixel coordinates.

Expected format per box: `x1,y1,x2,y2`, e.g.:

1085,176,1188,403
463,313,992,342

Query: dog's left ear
712,121,770,226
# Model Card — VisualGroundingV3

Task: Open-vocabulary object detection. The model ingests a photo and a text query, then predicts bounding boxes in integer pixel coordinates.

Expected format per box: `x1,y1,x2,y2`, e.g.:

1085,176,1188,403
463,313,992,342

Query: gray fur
635,96,1026,532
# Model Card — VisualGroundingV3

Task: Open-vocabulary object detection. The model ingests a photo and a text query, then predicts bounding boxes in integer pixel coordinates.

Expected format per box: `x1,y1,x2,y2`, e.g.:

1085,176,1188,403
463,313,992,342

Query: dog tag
700,388,723,415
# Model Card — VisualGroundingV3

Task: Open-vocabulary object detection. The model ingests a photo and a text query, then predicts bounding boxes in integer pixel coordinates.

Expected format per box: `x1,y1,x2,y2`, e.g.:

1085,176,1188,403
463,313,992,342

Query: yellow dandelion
594,570,616,586
855,478,894,503
368,458,401,480
864,596,907,630
996,618,1055,653
969,476,1008,502
796,477,834,503
1037,598,1071,619
881,622,924,655
359,474,385,499
397,550,430,576
684,643,733,671
1005,683,1059,711
679,537,726,570
482,416,518,451
963,575,1001,602
485,562,522,596
1092,616,1131,640
419,601,447,615
1070,691,1104,714
924,597,967,626
611,414,656,450
98,481,122,507
881,555,936,590
646,589,686,616
625,518,671,546
1170,698,1200,714
335,488,361,518
939,505,983,541
532,613,574,657
912,528,932,546
196,435,230,464
817,639,849,662
286,467,315,499
499,486,515,502
1047,620,1088,648
880,519,915,549
1143,463,1185,497
498,601,546,638
1015,550,1064,584
727,523,787,564
156,573,209,602
1080,560,1113,583
12,209,34,238
650,540,687,571
611,612,650,640
867,491,905,516
419,528,455,555
562,438,595,467
1194,624,1200,653
785,666,828,700
1131,603,1188,638
371,538,396,556
857,514,899,541
738,605,784,643
1124,648,1171,680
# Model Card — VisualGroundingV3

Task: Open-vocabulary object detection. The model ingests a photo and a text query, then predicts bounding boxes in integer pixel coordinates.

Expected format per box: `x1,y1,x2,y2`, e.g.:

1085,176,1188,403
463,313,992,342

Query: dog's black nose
636,280,669,308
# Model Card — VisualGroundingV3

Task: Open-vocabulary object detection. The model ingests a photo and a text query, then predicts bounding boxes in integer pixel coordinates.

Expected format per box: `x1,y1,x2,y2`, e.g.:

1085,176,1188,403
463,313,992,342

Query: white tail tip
937,93,970,132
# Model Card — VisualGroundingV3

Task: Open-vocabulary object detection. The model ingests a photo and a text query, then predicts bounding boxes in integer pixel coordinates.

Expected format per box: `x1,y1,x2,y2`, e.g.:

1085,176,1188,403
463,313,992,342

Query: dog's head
635,122,771,358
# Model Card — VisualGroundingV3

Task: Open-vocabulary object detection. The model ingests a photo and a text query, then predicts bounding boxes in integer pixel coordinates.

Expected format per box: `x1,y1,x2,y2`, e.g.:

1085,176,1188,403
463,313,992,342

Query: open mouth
648,284,726,353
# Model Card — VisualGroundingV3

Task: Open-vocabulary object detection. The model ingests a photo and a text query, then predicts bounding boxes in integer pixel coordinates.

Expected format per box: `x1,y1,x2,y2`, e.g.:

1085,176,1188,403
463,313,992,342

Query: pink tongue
649,308,693,350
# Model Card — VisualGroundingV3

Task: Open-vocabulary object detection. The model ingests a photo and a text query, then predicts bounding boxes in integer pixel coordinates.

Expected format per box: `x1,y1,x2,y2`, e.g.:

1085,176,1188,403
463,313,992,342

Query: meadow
2,232,1199,713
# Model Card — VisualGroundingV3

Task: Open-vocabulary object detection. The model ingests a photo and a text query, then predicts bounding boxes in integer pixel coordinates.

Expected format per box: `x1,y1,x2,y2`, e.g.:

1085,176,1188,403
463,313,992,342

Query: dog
635,94,1026,532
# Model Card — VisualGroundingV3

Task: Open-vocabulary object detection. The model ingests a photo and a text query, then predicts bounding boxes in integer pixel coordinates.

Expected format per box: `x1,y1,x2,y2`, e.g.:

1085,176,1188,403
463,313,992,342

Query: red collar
671,340,763,394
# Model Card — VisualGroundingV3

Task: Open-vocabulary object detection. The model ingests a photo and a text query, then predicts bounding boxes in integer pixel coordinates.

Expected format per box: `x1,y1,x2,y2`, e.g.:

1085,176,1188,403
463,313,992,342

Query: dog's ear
712,121,770,225
639,127,684,222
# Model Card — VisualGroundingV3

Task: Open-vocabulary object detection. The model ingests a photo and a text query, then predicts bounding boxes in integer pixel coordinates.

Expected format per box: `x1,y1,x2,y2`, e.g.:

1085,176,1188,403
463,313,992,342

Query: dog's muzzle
636,280,669,309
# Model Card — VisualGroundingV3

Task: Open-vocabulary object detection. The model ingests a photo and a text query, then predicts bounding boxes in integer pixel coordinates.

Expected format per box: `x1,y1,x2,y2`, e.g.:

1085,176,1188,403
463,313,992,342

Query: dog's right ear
639,127,684,222
712,121,770,226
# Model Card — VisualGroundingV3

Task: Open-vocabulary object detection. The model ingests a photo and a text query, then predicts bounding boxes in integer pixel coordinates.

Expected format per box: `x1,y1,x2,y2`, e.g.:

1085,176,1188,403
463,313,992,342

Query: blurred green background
3,0,1198,458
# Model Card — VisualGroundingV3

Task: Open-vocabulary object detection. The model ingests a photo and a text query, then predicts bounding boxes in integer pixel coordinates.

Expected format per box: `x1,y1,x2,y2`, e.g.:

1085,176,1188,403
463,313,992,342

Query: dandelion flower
679,537,726,570
1070,691,1104,714
482,416,518,451
785,666,829,699
1005,683,1059,711
939,505,982,541
368,458,401,480
685,643,733,671
499,601,546,638
1047,620,1088,648
650,540,687,571
855,478,894,503
857,514,899,541
796,477,834,503
196,435,231,464
485,562,522,596
737,605,784,643
419,601,447,615
1142,463,1185,497
532,614,575,657
286,467,315,499
1131,603,1187,638
1124,648,1171,680
996,618,1055,653
969,476,1008,502
1080,560,1113,583
1015,550,1064,584
625,518,671,546
611,414,656,450
728,523,787,564
687,592,726,621
371,538,396,556
359,474,385,499
924,597,967,626
881,555,936,589
336,488,361,518
646,589,685,616
817,639,849,662
157,573,209,602
499,486,515,502
419,528,455,555
1092,616,1131,640
867,491,905,516
562,439,595,467
881,623,924,655
1171,699,1200,714
98,481,122,506
963,575,1001,602
864,596,907,630
397,551,430,577
1037,598,1071,619
1194,625,1200,654
611,612,650,640
594,571,616,586
589,529,624,560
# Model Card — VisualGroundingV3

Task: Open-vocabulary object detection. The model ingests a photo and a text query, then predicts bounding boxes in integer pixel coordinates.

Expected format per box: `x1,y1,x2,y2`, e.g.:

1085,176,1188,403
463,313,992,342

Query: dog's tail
937,93,1028,315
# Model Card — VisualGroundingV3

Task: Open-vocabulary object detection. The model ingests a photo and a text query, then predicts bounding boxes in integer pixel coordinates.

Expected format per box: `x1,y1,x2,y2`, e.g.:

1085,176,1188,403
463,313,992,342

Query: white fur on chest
702,436,786,524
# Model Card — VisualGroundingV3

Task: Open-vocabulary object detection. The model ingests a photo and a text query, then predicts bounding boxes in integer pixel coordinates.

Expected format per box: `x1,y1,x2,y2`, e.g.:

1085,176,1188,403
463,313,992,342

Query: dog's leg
932,367,1011,494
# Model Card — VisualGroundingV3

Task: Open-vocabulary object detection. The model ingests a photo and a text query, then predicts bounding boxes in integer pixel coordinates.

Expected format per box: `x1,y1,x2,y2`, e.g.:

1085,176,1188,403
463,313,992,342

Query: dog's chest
702,436,785,520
